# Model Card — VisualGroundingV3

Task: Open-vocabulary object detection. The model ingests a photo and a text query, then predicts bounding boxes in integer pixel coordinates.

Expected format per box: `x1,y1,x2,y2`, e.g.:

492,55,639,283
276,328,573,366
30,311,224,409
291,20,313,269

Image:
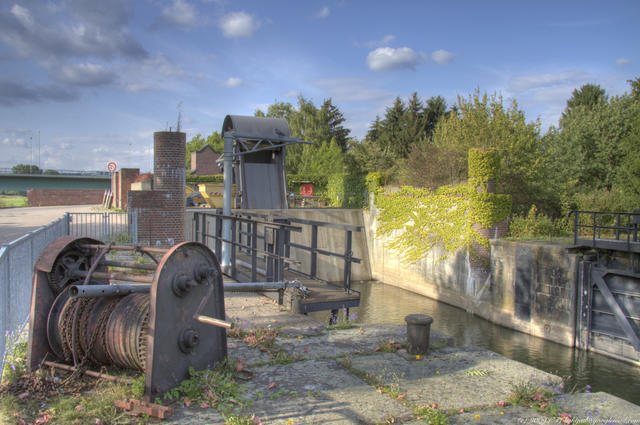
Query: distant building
191,145,221,175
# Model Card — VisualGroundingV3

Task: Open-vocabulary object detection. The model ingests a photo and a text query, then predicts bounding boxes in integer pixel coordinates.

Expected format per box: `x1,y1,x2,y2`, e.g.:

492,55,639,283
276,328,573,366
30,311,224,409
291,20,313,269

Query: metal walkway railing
571,210,640,253
191,210,362,295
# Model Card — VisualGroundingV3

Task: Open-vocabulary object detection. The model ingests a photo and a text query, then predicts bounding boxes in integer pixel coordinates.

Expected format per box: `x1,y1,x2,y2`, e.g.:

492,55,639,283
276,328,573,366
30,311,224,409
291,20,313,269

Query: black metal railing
191,210,362,294
571,210,640,252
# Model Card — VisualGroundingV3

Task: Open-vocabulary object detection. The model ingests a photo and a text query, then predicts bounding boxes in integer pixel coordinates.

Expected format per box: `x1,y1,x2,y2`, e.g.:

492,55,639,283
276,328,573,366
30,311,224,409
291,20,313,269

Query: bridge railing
571,210,640,252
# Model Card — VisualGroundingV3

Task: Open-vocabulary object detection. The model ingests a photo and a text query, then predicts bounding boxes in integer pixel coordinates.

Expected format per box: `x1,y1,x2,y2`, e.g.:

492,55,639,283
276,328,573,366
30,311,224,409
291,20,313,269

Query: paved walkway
0,204,99,244
167,292,640,425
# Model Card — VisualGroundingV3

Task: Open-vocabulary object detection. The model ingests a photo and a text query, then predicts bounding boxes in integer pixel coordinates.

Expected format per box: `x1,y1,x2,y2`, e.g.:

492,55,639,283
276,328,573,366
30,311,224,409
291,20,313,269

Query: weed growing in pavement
508,380,573,421
164,360,247,414
375,338,404,353
224,413,263,425
413,404,450,424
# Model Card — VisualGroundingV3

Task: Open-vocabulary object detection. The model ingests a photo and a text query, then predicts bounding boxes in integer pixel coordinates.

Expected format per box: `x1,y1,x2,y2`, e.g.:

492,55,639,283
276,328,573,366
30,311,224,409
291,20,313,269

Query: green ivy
365,172,385,194
374,149,511,264
468,148,501,191
327,173,367,208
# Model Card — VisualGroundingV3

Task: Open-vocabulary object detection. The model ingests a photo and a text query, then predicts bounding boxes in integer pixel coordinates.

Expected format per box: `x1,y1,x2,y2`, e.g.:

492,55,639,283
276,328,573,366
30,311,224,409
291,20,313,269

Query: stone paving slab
554,392,640,424
274,324,453,361
224,292,325,337
349,347,562,412
238,359,413,424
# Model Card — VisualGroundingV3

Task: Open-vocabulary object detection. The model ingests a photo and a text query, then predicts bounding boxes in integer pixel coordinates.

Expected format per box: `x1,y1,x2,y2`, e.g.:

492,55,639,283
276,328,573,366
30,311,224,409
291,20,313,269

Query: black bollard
405,314,434,355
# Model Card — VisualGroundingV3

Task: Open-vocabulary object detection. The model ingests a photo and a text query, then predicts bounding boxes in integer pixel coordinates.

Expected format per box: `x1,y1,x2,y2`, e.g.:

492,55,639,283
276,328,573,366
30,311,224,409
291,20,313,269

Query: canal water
311,281,640,405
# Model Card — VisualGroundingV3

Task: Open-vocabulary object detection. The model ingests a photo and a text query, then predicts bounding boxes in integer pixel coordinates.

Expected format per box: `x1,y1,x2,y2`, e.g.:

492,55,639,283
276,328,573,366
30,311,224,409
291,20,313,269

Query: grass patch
1,373,139,425
163,360,246,414
507,380,572,421
413,404,450,424
0,195,27,208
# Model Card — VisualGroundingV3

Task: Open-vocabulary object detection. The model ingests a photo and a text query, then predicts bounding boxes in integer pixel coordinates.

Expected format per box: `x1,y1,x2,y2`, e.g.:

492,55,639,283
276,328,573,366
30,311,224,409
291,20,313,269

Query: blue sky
0,0,638,172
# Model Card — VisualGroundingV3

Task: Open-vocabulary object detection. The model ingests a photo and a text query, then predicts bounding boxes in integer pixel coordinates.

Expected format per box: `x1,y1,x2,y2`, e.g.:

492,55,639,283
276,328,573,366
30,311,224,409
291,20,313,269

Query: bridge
0,173,110,192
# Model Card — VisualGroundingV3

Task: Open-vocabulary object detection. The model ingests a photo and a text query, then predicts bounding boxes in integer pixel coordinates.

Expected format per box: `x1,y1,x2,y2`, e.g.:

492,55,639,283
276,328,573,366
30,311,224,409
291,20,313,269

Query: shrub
509,205,571,239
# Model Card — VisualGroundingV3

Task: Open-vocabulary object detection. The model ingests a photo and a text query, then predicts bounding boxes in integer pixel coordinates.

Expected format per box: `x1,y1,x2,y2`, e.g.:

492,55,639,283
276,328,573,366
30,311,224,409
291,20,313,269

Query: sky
0,0,638,173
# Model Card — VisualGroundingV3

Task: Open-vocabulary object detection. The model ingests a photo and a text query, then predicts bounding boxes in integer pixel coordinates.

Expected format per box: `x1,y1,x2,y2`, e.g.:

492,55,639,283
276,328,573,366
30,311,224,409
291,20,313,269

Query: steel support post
221,134,234,273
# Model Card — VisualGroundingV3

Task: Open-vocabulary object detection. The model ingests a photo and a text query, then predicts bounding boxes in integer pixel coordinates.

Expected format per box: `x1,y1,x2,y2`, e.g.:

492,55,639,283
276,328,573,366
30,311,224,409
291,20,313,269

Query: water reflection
310,281,640,405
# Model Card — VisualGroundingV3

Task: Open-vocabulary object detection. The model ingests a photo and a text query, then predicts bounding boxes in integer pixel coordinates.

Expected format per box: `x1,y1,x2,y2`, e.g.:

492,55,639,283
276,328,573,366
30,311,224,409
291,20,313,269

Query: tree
299,138,344,176
628,77,640,100
549,81,640,208
430,90,552,213
561,84,607,126
423,96,448,141
12,164,42,174
185,132,223,169
257,96,350,174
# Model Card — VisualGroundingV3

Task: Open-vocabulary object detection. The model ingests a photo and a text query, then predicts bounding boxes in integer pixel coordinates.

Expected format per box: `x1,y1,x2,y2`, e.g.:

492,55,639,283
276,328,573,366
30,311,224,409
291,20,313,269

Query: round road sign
107,161,117,172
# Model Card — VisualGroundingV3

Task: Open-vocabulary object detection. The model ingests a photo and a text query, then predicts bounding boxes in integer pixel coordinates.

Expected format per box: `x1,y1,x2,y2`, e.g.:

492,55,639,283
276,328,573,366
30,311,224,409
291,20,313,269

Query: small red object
300,183,314,197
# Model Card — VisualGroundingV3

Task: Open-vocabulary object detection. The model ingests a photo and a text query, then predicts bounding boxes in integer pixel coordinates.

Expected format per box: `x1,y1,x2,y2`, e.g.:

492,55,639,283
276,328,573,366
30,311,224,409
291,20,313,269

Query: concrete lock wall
362,204,580,347
184,207,580,347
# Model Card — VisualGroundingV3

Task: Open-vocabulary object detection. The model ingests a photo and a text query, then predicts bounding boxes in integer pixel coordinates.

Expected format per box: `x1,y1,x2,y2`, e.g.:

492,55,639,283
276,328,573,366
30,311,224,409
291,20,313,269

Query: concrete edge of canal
169,291,640,425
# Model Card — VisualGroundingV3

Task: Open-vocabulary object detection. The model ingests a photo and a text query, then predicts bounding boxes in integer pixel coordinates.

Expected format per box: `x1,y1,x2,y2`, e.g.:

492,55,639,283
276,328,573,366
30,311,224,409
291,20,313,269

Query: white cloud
54,63,117,86
283,89,300,98
366,47,419,71
158,0,198,29
431,49,454,64
222,77,243,88
508,70,591,93
616,58,632,66
316,6,330,19
220,12,259,38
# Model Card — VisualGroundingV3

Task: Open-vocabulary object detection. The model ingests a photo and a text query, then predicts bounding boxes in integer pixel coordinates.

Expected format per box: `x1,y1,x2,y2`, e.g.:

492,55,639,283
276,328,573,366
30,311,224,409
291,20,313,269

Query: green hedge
327,174,367,208
286,174,329,194
186,174,224,184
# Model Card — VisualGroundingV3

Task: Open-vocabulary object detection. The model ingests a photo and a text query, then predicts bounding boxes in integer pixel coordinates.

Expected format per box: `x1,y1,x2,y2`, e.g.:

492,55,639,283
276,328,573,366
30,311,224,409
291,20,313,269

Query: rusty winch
27,236,229,401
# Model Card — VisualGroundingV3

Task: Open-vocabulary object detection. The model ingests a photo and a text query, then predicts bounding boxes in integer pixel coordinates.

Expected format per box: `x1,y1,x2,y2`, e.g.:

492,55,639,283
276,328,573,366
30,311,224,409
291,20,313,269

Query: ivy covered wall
371,148,511,264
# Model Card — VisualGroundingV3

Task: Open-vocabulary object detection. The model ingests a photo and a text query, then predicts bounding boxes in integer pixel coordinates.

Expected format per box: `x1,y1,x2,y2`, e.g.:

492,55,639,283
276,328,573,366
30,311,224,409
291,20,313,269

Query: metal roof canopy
222,115,312,155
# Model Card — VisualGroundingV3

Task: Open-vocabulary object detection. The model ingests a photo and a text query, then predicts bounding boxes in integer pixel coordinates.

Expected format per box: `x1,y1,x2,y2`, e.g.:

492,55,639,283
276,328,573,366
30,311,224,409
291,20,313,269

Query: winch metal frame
27,236,228,401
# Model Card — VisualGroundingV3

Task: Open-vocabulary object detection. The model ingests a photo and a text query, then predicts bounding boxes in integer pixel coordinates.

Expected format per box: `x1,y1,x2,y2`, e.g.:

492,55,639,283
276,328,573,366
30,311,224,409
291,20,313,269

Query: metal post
251,221,258,282
344,230,352,292
201,214,206,247
221,133,234,273
310,225,318,279
231,218,237,281
215,214,222,258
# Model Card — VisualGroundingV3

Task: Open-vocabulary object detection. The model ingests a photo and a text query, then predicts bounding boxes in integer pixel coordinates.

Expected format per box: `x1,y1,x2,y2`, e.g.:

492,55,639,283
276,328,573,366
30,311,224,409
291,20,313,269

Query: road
0,205,99,245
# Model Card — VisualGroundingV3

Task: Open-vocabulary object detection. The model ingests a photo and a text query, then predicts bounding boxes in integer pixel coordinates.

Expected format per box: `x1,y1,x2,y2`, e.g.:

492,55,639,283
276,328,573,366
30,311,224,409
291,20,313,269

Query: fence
0,216,68,378
1,211,138,378
67,212,137,244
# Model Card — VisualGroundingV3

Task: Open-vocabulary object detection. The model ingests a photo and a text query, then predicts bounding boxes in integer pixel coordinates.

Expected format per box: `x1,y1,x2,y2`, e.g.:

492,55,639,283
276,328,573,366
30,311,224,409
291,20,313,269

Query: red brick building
190,145,221,175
